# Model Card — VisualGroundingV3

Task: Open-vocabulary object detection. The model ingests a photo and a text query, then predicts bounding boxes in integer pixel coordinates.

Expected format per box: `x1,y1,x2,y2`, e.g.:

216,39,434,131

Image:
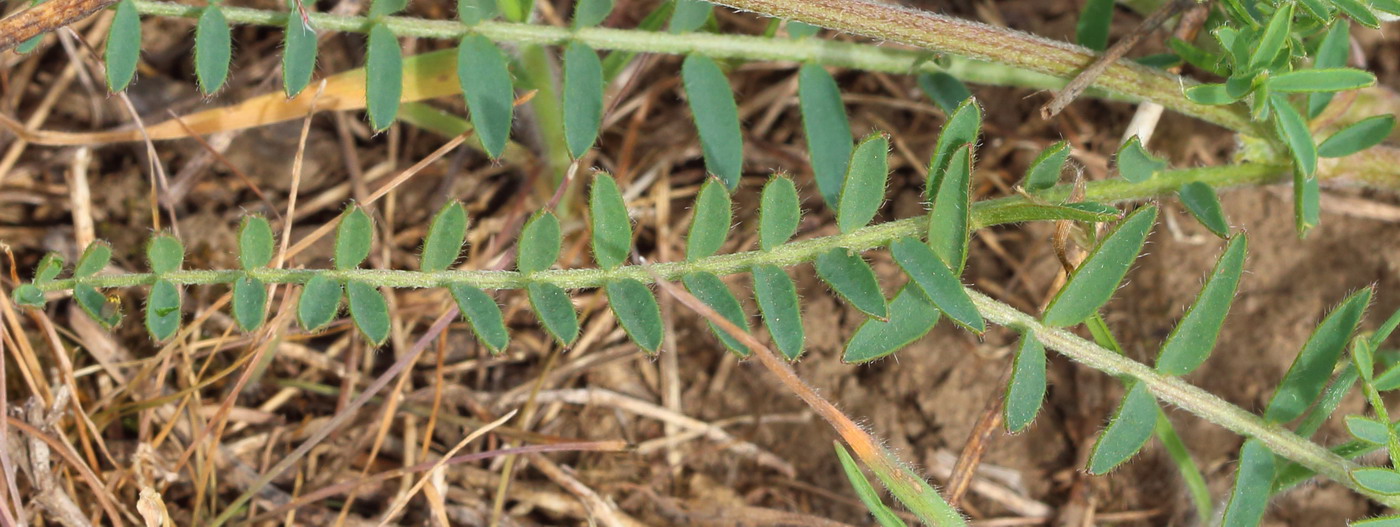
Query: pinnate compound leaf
1346,415,1391,444
282,7,318,98
668,0,710,33
347,280,390,345
457,35,514,159
420,201,468,272
1309,22,1350,118
1220,439,1275,527
572,0,613,28
1264,287,1373,422
1178,182,1229,238
1087,381,1158,474
75,242,112,278
194,5,232,95
1023,141,1070,192
1155,235,1247,376
590,173,631,269
753,264,804,360
366,23,404,131
1353,468,1400,495
1004,332,1047,433
76,285,122,328
1270,95,1317,178
528,282,579,346
146,234,185,274
799,64,853,208
686,179,731,261
834,443,910,527
842,284,940,364
232,276,267,331
517,211,561,273
758,176,800,251
1115,136,1166,183
563,42,605,158
35,253,64,283
450,284,510,353
1041,206,1158,327
682,272,749,355
814,249,887,320
837,133,889,233
927,145,973,273
1248,3,1292,71
682,55,743,190
145,279,181,340
106,0,142,92
606,279,663,353
1075,0,1113,51
335,205,374,270
238,216,275,270
1318,115,1396,158
1268,69,1376,93
890,237,983,333
297,274,342,331
927,99,981,196
916,72,972,114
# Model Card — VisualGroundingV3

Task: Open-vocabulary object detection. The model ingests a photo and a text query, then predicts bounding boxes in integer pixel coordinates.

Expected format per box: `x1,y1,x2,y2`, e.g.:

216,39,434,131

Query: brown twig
0,0,116,53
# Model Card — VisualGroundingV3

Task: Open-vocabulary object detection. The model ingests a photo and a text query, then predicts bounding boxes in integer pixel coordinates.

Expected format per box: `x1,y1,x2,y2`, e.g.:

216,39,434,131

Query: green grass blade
682,54,743,190
890,237,983,333
681,272,749,355
605,279,663,353
866,447,968,527
237,216,274,270
926,99,981,197
833,443,910,527
1087,381,1159,474
758,176,800,251
517,211,561,274
814,248,887,320
194,5,231,94
282,7,317,98
1004,331,1046,433
105,0,141,92
1265,287,1373,422
1041,205,1158,327
668,0,710,33
976,202,1120,226
916,71,971,114
75,241,112,278
563,42,605,158
1115,136,1166,183
1155,234,1247,375
365,23,403,131
458,35,515,159
346,280,390,345
1022,141,1069,192
334,205,374,270
1318,115,1396,158
297,274,342,332
686,179,731,261
927,145,973,274
527,282,579,346
753,264,804,360
1075,0,1113,51
590,173,632,269
1221,439,1276,527
145,279,181,341
837,133,889,233
1177,182,1230,238
798,63,852,208
420,201,469,272
449,284,510,353
843,284,940,364
1154,412,1213,521
232,276,267,331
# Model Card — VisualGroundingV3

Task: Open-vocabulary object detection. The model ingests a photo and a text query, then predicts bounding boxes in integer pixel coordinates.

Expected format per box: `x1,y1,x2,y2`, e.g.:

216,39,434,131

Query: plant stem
36,163,1284,294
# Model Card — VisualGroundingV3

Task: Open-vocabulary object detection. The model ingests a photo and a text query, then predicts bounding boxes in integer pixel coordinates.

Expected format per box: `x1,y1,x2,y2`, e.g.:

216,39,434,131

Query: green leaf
563,42,605,158
686,179,731,261
1353,468,1400,495
682,272,749,355
837,133,889,233
458,0,498,25
1169,37,1226,77
753,264,804,360
799,64,853,208
450,284,510,353
890,237,983,333
347,280,390,345
1354,515,1400,527
1041,205,1158,327
1220,439,1275,527
833,443,910,527
605,279,663,353
1268,69,1377,93
842,284,940,363
916,72,972,114
1178,182,1230,238
194,5,231,95
458,35,515,159
590,173,631,269
34,252,64,283
528,282,579,346
238,216,275,270
1248,3,1292,71
1270,94,1317,178
105,0,142,92
75,285,122,328
1372,308,1400,349
1155,235,1247,376
758,176,800,251
927,145,972,274
1308,22,1351,118
1184,84,1243,105
498,0,530,22
814,248,887,320
682,54,743,190
13,285,45,308
1318,115,1396,158
668,0,710,33
1004,332,1047,433
1330,0,1380,28
420,201,468,272
1375,0,1400,15
1075,0,1113,51
517,211,561,274
1087,381,1158,474
927,99,981,197
1345,415,1390,444
335,205,374,270
232,276,267,331
787,20,819,39
145,279,181,340
1115,136,1166,183
365,23,404,131
977,202,1121,225
296,274,342,331
572,0,613,28
142,234,183,275
1022,141,1069,192
1264,288,1373,422
74,242,112,278
282,8,318,98
1295,171,1321,236
368,0,407,17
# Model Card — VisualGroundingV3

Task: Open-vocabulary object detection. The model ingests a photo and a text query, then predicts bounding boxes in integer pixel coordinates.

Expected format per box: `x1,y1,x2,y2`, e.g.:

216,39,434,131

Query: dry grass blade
0,0,117,52
375,409,517,525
